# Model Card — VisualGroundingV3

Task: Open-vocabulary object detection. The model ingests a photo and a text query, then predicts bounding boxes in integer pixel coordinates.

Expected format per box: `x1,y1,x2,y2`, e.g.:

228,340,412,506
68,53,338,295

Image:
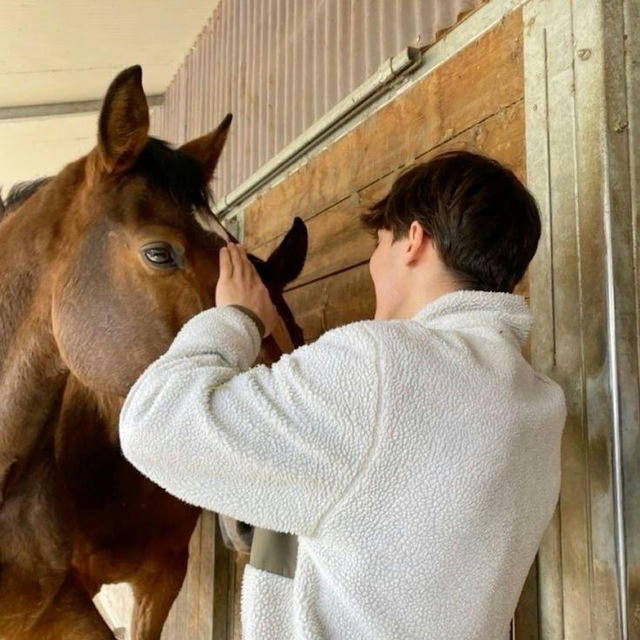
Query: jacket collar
411,290,533,347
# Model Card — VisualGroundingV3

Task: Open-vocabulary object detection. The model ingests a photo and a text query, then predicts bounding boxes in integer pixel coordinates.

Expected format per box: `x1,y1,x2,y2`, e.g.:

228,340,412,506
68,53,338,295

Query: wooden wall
160,512,216,640
245,9,526,342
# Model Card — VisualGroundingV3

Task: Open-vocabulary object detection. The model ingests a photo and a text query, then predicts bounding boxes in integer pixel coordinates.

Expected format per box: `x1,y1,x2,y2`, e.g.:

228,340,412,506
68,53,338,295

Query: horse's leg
30,572,114,640
130,550,188,640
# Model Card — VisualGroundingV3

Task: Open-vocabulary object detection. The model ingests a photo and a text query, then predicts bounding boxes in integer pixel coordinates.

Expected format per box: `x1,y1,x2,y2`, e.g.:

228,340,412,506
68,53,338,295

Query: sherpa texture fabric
120,290,566,640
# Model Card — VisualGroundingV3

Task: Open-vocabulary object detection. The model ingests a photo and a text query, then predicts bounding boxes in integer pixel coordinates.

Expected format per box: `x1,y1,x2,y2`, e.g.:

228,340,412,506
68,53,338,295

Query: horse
0,65,308,639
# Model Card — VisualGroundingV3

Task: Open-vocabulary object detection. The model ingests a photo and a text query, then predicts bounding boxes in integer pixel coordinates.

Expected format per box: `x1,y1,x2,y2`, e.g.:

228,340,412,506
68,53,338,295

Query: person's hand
215,243,279,337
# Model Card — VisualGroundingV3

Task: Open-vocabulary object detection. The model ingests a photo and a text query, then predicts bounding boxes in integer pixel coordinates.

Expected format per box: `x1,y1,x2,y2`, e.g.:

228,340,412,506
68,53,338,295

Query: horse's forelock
134,138,212,212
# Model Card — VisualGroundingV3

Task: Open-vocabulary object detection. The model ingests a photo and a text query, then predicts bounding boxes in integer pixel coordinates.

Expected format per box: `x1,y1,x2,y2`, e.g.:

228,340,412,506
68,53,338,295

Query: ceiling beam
0,94,164,121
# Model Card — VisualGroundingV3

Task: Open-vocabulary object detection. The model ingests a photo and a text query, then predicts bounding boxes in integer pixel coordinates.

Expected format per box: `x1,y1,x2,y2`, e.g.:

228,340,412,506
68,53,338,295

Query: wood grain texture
161,513,217,640
250,100,525,295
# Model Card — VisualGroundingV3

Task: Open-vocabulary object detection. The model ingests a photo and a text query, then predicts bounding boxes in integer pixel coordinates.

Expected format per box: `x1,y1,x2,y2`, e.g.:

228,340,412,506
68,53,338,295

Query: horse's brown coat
0,66,307,639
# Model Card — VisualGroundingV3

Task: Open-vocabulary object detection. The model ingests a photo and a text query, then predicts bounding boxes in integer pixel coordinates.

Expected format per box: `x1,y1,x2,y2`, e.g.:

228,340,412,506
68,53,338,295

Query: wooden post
524,0,639,637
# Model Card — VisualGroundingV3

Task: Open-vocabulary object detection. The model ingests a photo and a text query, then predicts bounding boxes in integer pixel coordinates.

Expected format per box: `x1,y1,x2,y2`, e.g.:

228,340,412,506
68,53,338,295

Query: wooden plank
572,0,625,633
523,2,564,637
283,263,375,343
620,0,640,633
243,9,524,249
212,519,233,640
545,4,594,632
249,100,525,294
197,511,216,640
513,560,540,640
187,517,202,638
162,520,200,640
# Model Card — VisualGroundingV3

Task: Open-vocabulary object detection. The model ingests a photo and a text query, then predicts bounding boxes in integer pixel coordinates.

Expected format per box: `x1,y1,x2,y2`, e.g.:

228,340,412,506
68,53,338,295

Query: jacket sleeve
119,306,380,537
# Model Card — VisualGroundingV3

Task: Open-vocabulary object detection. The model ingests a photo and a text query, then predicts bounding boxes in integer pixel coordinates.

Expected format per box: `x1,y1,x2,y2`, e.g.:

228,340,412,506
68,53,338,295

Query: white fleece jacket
120,290,566,640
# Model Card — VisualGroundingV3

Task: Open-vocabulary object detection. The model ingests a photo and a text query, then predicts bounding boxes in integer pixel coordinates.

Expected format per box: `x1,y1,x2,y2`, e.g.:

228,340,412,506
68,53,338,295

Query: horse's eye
140,243,181,269
145,247,172,263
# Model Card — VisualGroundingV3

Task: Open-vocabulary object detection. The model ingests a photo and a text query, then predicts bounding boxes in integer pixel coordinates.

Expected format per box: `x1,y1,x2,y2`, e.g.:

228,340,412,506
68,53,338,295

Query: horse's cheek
51,283,170,398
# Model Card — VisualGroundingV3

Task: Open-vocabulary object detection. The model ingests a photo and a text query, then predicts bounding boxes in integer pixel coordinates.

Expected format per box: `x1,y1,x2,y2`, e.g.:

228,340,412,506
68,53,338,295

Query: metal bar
214,46,421,219
603,144,629,640
599,0,639,634
0,95,163,120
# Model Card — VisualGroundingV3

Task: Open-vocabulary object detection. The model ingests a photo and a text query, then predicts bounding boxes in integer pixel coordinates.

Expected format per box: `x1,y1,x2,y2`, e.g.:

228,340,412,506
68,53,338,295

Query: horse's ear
266,217,308,288
179,114,233,183
97,65,149,174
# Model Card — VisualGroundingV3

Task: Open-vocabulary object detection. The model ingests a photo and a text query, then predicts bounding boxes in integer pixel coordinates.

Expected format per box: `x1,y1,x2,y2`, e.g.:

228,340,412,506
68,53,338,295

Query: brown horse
0,65,307,639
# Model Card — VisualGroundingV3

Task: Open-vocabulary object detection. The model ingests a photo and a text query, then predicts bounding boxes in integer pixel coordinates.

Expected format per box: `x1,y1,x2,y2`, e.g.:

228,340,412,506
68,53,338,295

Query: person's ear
404,221,427,265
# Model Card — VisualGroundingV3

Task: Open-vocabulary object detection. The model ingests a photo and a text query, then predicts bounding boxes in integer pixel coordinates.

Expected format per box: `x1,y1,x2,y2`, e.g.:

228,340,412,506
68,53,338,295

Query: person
120,150,566,640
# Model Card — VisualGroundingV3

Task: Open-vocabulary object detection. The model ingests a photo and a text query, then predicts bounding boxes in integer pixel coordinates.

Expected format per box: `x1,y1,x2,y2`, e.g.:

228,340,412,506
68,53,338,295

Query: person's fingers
239,246,258,282
239,245,255,283
219,246,232,279
235,244,249,280
228,242,244,279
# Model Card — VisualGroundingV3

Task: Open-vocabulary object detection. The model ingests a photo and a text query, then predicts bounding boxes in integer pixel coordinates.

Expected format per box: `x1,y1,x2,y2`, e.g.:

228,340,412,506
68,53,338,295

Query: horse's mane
1,177,52,218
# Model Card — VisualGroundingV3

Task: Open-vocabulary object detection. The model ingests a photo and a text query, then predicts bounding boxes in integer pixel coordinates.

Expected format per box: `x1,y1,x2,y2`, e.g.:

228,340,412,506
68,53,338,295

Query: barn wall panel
149,0,485,199
243,7,524,251
245,10,526,345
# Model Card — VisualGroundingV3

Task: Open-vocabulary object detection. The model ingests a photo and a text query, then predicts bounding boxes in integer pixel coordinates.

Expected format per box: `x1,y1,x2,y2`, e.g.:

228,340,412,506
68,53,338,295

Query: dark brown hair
361,151,541,293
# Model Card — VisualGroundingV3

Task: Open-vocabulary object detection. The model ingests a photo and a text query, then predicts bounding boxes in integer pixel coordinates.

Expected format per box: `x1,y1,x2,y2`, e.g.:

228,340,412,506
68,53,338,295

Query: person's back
120,150,567,639
286,293,565,638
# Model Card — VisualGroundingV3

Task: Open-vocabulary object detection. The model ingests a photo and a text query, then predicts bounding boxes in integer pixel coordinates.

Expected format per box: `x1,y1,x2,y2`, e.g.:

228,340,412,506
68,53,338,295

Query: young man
120,151,566,639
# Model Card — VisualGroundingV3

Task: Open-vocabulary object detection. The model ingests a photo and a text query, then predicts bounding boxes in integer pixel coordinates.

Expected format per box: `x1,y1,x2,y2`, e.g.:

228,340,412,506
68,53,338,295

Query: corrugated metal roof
150,0,484,198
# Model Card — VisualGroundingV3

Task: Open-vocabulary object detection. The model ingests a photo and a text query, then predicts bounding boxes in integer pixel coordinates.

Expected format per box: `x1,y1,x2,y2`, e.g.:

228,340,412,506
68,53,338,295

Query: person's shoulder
315,318,409,342
533,370,567,417
310,319,378,349
313,317,435,353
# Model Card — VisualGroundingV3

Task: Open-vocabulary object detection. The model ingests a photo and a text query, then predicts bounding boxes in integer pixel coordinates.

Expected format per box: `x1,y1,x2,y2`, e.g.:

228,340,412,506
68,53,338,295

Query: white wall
0,106,164,191
0,112,96,190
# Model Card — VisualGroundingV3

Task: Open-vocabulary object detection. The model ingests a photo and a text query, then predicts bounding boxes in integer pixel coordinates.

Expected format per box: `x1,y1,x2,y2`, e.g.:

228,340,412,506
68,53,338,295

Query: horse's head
48,65,307,397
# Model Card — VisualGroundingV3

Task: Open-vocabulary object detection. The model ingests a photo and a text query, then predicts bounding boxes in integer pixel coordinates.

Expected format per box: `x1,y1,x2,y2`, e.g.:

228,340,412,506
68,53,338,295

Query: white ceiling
0,0,221,190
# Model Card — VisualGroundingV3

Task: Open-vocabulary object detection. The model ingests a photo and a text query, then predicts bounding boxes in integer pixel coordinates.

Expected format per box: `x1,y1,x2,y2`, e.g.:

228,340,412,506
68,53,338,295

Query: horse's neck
0,194,69,491
55,376,124,502
62,376,123,446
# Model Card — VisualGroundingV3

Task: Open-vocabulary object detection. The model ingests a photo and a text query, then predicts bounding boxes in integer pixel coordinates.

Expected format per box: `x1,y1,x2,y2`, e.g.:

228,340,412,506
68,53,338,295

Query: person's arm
119,306,380,537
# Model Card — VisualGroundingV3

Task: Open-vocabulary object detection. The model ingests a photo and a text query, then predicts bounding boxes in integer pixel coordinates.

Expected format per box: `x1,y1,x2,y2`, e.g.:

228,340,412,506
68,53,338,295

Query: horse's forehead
192,206,232,243
101,177,185,226
90,174,229,247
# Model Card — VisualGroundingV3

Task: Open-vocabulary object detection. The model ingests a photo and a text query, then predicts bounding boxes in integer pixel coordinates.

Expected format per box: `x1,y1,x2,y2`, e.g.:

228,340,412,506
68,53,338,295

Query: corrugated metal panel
150,0,484,199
